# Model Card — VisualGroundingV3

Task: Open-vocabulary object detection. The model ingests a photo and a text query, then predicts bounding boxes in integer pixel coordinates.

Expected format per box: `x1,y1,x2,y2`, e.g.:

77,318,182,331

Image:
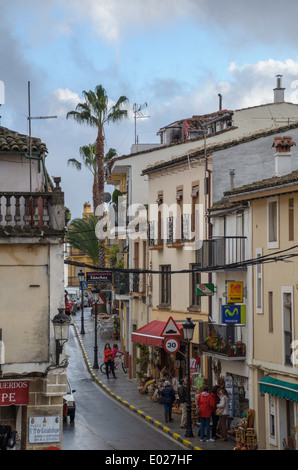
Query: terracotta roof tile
225,170,298,197
0,126,47,154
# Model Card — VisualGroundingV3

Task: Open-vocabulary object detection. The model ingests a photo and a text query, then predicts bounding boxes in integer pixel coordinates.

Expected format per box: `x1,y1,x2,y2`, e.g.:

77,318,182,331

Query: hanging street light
91,285,100,369
78,269,85,335
52,308,71,365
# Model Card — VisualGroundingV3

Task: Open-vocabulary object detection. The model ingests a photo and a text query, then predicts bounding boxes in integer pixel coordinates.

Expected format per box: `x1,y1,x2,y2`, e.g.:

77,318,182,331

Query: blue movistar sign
222,305,246,324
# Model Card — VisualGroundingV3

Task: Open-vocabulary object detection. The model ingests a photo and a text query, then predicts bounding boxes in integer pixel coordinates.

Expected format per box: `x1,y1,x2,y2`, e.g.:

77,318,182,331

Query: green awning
259,376,298,402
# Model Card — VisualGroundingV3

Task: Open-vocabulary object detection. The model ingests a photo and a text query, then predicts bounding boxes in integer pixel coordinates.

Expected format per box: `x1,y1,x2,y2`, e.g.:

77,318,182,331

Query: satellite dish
103,192,111,203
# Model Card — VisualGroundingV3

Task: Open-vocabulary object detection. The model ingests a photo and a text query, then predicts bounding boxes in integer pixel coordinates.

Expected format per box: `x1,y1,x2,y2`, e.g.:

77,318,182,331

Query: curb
71,319,201,451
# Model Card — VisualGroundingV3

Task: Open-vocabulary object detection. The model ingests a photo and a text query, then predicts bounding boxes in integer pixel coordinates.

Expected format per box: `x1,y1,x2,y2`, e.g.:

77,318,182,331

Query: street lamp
52,308,71,365
91,285,100,369
183,317,195,438
78,269,85,335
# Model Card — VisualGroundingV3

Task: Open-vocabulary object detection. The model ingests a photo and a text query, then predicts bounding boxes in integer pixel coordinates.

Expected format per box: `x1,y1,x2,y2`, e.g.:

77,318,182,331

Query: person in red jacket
196,386,215,442
104,343,116,379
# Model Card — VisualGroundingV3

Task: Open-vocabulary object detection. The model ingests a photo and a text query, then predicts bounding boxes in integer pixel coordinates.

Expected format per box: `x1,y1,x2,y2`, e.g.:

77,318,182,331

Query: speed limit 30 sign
163,337,180,354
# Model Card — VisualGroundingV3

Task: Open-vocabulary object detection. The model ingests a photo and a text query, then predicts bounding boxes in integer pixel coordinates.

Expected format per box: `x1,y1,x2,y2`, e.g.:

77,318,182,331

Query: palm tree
66,85,129,267
68,143,98,211
66,215,99,266
104,147,117,165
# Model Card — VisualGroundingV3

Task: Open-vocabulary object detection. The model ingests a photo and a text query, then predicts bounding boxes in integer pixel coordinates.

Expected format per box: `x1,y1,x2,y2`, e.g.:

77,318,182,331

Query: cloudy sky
2,0,298,218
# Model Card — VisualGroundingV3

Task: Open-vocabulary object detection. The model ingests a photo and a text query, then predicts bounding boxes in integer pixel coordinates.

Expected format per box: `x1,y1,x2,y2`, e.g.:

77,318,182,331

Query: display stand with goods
233,409,258,450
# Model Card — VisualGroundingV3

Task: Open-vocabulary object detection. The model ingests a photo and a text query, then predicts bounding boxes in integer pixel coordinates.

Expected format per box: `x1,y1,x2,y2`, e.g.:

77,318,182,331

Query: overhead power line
64,244,298,275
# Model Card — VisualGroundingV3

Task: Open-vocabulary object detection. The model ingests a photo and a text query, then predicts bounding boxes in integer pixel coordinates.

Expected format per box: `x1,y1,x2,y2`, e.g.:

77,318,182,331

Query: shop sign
196,283,214,296
28,416,61,444
163,337,180,354
0,380,29,406
227,282,243,303
86,272,112,284
222,305,246,324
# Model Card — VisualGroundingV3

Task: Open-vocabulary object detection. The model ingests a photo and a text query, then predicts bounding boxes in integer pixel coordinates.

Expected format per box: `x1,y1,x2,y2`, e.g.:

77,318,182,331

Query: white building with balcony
0,126,67,450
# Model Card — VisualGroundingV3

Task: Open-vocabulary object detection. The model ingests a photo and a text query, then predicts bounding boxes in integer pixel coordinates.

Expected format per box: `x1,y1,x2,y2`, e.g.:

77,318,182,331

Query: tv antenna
133,102,149,145
27,81,57,191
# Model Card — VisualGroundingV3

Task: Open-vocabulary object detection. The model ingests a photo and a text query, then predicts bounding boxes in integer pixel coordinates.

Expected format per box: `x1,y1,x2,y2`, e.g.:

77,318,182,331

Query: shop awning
131,320,183,348
259,376,298,402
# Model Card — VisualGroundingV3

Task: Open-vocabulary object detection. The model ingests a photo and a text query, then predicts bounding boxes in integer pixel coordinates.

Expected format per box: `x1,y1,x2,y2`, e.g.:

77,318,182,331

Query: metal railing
114,272,145,295
199,322,246,357
148,220,163,247
196,236,247,269
167,214,192,244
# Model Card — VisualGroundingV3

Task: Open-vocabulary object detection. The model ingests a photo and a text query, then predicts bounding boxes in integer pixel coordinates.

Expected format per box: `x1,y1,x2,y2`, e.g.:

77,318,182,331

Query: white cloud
60,0,298,47
44,88,82,120
227,59,298,107
63,0,193,43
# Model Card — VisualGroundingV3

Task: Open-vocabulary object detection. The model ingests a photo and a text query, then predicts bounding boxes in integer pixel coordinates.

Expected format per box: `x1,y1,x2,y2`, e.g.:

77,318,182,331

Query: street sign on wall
196,283,214,296
28,416,61,444
222,305,246,324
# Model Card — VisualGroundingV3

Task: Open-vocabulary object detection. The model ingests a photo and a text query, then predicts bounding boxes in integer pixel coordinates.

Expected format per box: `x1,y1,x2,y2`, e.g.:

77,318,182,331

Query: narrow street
62,310,186,452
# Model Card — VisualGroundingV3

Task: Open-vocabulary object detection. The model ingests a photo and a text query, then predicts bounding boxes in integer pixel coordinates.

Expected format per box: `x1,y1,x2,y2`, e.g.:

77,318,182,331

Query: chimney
229,169,235,190
274,74,285,103
272,136,295,176
218,93,222,111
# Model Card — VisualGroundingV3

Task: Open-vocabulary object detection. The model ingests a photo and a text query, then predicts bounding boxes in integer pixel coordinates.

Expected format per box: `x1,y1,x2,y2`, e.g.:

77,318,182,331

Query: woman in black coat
161,381,176,423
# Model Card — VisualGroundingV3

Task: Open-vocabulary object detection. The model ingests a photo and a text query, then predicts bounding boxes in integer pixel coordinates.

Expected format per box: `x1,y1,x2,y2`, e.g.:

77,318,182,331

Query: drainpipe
24,153,49,192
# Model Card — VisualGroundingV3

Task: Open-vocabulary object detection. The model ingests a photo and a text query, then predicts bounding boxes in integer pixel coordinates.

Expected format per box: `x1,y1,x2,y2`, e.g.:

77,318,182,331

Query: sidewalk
71,310,235,451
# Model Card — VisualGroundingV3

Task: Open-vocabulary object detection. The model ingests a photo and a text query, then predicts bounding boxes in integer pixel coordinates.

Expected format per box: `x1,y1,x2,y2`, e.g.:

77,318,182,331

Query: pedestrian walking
196,386,215,442
112,343,124,359
177,378,188,428
103,343,116,379
161,381,176,423
210,385,220,439
216,388,230,441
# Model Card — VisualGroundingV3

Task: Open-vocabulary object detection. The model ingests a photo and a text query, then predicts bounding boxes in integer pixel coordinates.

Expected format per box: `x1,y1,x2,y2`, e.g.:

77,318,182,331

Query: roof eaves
225,170,298,198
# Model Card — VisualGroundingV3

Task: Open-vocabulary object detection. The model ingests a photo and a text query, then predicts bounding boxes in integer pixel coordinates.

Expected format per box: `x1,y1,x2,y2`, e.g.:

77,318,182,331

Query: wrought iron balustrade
196,236,247,269
148,220,163,247
199,322,246,358
167,214,192,244
114,271,145,295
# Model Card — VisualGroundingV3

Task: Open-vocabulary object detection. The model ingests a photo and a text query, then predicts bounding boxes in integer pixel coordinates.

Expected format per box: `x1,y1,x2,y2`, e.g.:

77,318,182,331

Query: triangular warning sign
161,316,182,337
97,294,105,305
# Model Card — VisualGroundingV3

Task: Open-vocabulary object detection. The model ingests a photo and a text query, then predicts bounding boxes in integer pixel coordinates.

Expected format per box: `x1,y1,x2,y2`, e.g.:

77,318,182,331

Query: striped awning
259,376,298,402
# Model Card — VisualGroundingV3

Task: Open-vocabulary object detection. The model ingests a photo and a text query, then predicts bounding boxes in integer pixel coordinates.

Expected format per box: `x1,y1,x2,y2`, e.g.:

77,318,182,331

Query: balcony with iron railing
148,220,163,250
114,272,146,296
199,322,246,360
166,214,192,246
0,189,65,237
195,236,247,270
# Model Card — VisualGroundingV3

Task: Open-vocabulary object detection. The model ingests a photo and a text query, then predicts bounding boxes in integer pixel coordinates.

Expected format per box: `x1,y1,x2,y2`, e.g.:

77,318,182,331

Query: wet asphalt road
62,319,185,451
